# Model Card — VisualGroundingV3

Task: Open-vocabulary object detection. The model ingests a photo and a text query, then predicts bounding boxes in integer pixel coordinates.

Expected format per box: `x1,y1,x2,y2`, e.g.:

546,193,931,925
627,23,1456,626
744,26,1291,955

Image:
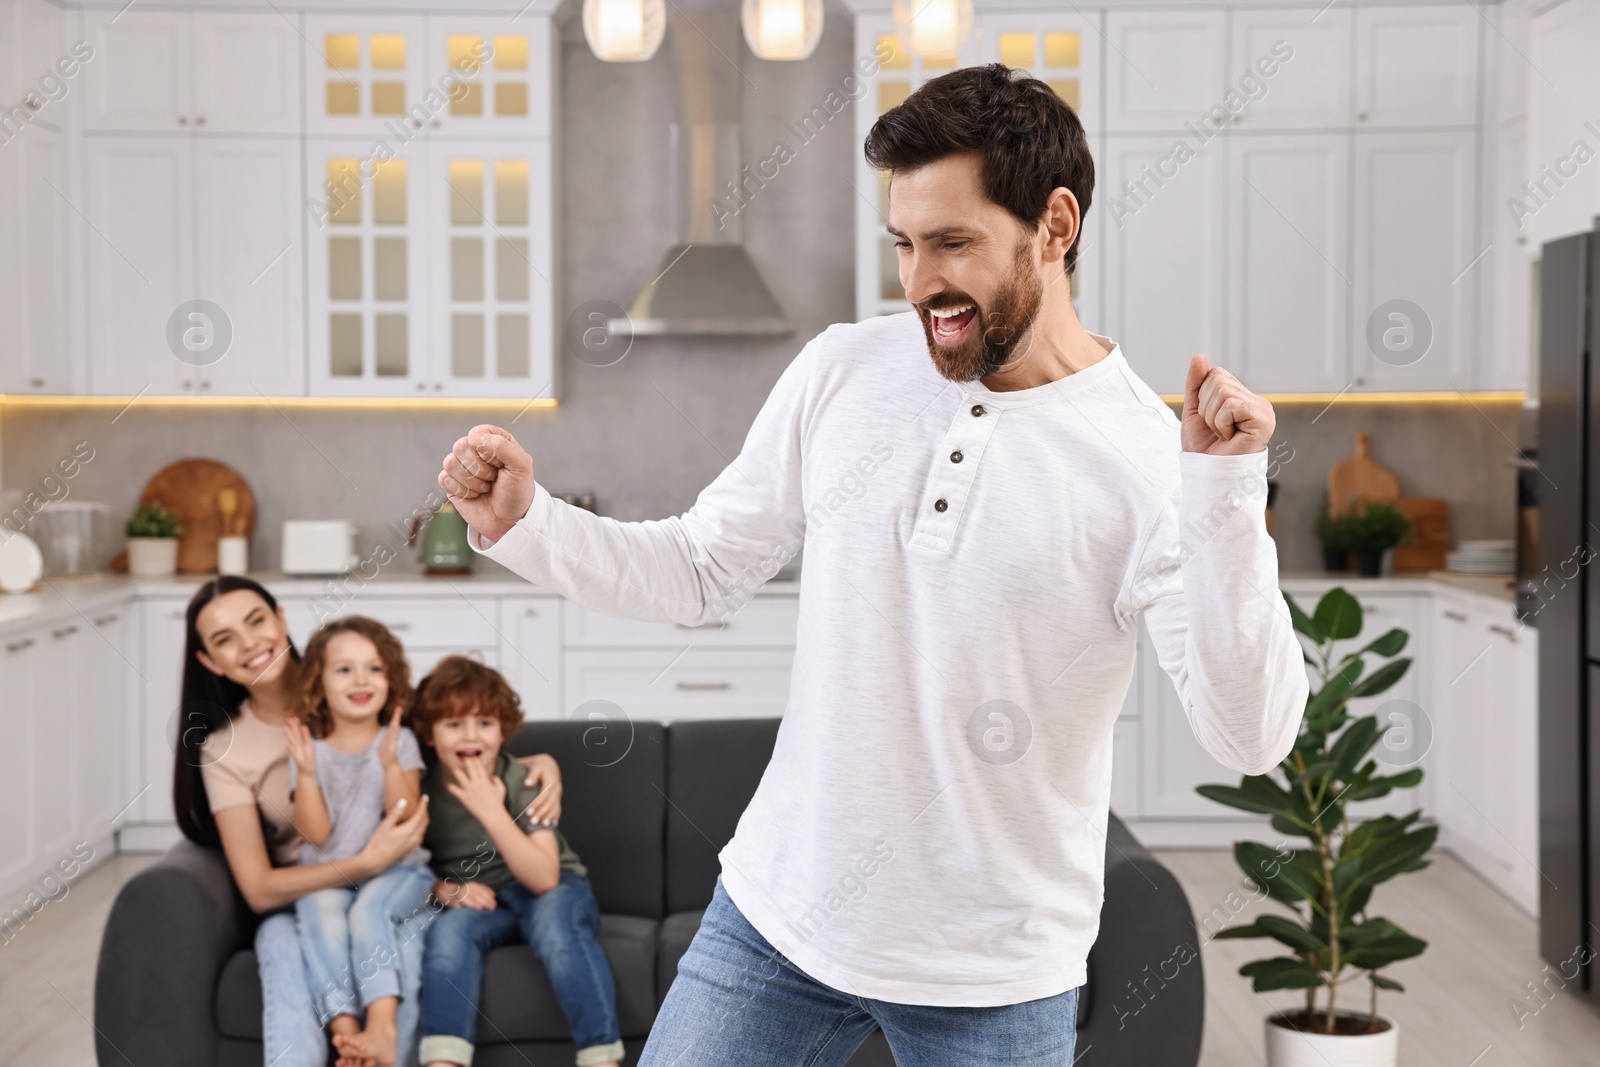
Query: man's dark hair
863,63,1094,275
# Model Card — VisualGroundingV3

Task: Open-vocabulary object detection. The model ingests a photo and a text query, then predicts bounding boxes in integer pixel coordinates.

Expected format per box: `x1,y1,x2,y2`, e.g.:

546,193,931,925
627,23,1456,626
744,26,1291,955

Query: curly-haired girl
284,616,433,1067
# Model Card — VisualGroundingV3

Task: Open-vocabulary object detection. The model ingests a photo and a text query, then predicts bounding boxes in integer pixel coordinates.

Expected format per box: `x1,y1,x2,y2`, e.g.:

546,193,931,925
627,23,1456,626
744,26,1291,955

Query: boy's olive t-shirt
421,750,587,890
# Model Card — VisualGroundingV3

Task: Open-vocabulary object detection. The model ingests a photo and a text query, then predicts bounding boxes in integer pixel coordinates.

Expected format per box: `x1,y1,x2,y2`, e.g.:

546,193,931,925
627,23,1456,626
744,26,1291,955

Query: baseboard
115,823,183,853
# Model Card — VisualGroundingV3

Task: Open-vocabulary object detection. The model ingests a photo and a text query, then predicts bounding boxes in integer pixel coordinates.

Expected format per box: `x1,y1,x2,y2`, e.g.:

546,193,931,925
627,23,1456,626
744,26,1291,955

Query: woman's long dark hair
172,576,300,850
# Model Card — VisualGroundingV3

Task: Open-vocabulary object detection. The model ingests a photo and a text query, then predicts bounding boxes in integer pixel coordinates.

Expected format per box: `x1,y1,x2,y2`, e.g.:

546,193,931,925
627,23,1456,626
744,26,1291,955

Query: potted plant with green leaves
1197,587,1433,1067
1345,500,1413,578
1314,492,1354,573
124,502,183,577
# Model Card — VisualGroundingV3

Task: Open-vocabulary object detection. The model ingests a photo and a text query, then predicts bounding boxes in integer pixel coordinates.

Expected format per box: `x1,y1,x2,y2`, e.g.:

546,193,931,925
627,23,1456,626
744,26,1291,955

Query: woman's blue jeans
295,863,437,1024
638,874,1081,1067
419,872,624,1067
257,893,436,1067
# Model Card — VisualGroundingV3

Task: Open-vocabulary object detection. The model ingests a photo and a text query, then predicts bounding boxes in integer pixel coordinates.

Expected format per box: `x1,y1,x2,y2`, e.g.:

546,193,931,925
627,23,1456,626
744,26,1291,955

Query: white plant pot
127,537,179,578
1265,1012,1398,1067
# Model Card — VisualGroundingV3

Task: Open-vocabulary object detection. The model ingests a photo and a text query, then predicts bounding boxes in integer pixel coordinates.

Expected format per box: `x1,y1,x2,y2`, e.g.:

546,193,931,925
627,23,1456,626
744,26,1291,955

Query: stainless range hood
613,13,792,337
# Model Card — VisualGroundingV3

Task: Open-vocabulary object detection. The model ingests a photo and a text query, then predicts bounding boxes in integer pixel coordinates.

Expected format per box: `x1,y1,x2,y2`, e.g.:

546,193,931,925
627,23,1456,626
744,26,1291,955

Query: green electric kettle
410,501,473,575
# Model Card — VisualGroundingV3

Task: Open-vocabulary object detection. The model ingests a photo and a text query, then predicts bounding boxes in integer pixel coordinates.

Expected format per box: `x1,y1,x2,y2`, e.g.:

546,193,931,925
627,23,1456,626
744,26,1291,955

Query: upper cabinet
1104,11,1225,133
1228,6,1352,130
303,15,553,139
1354,5,1479,128
81,10,300,134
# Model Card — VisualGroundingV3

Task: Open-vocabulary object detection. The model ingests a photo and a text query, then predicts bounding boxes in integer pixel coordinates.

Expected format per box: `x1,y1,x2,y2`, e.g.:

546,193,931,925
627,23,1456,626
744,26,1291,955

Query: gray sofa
95,717,1204,1065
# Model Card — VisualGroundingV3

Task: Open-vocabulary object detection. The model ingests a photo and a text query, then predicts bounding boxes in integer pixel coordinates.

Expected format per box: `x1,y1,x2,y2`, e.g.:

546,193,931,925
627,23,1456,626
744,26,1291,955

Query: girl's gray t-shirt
288,726,430,868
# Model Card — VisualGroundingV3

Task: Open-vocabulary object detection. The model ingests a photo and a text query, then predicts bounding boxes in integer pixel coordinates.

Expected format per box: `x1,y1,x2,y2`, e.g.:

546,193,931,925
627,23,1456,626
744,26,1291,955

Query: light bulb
891,0,972,60
583,0,666,63
742,0,824,61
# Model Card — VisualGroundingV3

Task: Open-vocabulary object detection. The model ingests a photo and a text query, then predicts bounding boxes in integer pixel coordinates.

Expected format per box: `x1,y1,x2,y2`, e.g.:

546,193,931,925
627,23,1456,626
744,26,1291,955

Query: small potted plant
1199,587,1432,1067
1314,493,1353,573
1345,500,1412,578
124,502,183,577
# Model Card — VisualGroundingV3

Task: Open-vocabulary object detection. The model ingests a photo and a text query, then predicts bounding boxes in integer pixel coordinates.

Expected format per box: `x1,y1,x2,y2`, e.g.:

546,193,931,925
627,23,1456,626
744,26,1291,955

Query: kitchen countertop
0,567,1512,637
0,568,803,635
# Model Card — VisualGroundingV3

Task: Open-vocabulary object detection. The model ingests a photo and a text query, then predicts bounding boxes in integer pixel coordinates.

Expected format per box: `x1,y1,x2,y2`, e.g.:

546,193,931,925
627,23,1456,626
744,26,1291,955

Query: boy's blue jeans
420,872,624,1067
638,874,1081,1066
295,862,437,1024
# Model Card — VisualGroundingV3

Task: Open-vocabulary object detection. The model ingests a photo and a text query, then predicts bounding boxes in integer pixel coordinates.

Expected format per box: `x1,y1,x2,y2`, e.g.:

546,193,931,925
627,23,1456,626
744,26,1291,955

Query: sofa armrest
1079,815,1204,1066
94,839,251,1065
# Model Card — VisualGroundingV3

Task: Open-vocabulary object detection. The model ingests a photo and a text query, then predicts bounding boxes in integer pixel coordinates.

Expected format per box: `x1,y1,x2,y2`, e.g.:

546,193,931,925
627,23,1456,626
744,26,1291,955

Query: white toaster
281,520,360,575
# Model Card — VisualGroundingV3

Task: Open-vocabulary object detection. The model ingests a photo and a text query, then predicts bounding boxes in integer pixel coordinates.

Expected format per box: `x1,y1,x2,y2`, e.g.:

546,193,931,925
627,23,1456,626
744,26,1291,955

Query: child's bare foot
331,1030,376,1067
338,1017,399,1067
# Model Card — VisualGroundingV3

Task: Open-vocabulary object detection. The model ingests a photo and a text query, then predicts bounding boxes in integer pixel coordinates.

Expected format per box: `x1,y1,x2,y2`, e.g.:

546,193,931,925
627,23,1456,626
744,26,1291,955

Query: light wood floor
1155,848,1600,1066
6,851,1600,1065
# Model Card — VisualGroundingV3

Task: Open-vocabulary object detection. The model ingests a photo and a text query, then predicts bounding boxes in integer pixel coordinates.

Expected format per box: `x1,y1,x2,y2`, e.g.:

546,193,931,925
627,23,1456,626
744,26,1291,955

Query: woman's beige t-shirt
199,699,304,867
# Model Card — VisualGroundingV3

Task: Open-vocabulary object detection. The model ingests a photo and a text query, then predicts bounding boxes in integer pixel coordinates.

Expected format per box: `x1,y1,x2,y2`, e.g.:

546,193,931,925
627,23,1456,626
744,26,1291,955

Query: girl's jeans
295,863,437,1023
419,872,624,1067
637,874,1081,1067
256,890,436,1067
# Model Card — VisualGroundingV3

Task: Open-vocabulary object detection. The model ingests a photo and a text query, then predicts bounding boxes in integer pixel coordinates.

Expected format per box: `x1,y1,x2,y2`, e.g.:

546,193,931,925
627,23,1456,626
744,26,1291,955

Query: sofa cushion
664,718,781,914
656,909,705,999
479,914,659,1041
508,720,667,919
213,914,658,1042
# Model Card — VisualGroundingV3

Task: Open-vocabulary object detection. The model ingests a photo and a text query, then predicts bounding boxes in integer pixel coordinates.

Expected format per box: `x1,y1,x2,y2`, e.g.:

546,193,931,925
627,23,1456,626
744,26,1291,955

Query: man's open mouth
928,304,977,346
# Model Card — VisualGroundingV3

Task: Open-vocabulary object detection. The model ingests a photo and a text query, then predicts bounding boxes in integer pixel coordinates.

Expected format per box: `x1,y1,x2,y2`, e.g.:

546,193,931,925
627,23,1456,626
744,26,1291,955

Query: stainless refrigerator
1537,221,1600,987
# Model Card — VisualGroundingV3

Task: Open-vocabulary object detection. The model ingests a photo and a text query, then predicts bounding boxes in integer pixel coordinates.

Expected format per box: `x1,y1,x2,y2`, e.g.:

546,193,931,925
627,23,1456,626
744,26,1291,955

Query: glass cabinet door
306,140,430,396
425,140,554,398
303,16,430,137
421,17,553,139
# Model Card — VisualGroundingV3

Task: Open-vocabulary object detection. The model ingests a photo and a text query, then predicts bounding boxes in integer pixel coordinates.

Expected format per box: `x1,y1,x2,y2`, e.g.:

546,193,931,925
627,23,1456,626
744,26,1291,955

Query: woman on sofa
172,575,567,1067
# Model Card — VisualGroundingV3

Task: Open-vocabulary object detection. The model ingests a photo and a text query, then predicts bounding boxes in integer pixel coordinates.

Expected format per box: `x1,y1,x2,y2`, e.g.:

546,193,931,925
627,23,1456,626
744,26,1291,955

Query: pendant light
891,0,973,60
741,0,824,61
583,0,666,63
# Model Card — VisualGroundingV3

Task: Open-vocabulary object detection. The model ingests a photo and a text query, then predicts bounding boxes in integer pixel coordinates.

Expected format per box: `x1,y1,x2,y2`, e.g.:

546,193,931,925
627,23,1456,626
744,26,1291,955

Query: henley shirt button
934,498,948,512
971,404,986,417
950,450,963,464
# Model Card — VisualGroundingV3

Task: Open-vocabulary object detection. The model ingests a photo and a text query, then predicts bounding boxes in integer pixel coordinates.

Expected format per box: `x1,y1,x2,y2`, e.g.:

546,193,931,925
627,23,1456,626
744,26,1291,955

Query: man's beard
916,240,1045,383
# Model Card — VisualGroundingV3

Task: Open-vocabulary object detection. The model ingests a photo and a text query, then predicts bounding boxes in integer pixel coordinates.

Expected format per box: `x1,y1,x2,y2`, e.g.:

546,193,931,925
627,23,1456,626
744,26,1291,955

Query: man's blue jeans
638,874,1081,1067
419,872,624,1067
295,863,437,1024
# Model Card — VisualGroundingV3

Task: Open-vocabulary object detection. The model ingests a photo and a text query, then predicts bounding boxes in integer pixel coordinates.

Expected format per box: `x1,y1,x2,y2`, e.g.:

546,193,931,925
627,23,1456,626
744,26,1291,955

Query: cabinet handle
182,379,193,389
1443,610,1468,622
93,613,120,625
1488,624,1519,643
675,621,729,631
178,115,188,125
1357,111,1369,121
386,621,412,631
29,377,44,387
171,609,187,619
200,380,211,389
675,681,731,691
51,625,79,639
417,382,427,391
195,115,205,126
523,607,539,617
434,383,443,391
6,638,36,653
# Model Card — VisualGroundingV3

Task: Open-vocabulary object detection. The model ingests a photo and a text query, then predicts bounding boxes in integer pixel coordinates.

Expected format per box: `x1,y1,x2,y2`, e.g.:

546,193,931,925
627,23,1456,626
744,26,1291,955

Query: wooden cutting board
138,459,256,573
1328,431,1400,517
1392,498,1449,571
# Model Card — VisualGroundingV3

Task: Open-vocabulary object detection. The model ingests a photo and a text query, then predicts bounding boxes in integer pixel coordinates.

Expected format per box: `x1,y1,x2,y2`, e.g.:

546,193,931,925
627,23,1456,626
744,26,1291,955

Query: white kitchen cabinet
563,648,793,723
192,139,305,395
136,598,189,827
1104,10,1226,133
33,620,83,866
80,606,134,836
83,10,300,134
1138,618,1238,819
417,16,554,140
1354,5,1479,129
1434,595,1540,915
1226,133,1351,394
303,15,432,139
1101,133,1227,396
0,129,75,394
306,136,555,398
281,594,501,681
500,597,563,719
85,135,304,396
83,136,192,396
0,630,41,893
564,597,799,648
1350,132,1477,392
1228,7,1352,130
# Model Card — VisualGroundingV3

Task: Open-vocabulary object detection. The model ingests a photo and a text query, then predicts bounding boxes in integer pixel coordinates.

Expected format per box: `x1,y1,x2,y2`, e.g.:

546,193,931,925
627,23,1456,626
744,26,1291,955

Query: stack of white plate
1446,539,1516,575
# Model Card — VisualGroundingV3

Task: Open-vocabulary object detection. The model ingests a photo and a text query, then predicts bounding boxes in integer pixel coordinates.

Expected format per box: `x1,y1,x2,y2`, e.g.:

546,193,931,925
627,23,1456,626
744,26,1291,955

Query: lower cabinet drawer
563,597,799,648
561,649,791,722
